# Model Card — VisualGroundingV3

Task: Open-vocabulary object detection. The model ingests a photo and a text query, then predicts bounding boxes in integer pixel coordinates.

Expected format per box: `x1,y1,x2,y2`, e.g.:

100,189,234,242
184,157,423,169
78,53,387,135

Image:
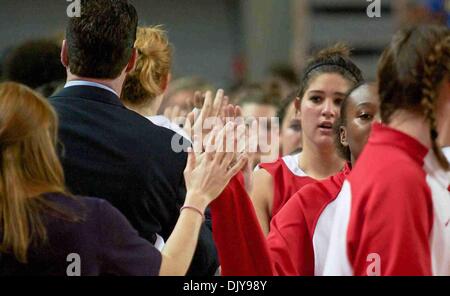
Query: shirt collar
64,80,118,97
369,122,429,165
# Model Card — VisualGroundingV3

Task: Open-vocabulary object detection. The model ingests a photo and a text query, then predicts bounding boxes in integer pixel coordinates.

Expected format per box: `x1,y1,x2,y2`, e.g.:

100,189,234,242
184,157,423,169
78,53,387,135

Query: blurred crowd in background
0,0,448,167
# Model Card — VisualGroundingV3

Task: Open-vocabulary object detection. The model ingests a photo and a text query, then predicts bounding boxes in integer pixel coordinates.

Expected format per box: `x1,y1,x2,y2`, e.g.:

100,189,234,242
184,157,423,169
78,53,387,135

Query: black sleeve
187,222,220,276
97,200,162,276
204,207,213,231
174,150,219,276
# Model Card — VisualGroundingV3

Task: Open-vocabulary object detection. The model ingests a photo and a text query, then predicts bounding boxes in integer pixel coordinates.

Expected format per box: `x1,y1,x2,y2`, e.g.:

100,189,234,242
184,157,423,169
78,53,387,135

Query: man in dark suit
50,0,218,275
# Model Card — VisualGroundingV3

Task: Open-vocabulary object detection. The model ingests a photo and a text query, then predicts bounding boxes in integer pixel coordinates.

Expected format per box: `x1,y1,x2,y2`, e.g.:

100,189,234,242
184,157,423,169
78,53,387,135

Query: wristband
180,205,205,221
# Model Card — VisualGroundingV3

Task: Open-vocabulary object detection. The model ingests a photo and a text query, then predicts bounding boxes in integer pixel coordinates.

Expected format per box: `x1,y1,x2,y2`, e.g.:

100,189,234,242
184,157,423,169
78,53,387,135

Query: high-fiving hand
183,122,249,211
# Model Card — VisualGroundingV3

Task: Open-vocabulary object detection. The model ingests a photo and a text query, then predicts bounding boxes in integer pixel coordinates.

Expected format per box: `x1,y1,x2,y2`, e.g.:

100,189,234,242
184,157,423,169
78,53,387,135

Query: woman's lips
318,122,333,134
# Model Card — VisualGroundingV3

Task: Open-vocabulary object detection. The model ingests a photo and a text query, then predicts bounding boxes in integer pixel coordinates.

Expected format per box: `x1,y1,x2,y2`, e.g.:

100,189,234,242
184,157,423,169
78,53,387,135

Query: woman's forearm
158,193,207,276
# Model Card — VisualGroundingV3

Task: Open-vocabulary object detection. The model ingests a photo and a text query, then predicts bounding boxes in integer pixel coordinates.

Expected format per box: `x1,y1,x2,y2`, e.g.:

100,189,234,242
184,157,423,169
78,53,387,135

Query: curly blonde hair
122,25,172,106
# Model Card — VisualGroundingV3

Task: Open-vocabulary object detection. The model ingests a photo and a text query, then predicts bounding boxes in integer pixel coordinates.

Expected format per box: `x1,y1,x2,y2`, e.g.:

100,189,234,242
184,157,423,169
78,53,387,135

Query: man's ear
340,126,349,147
61,40,69,68
125,48,137,73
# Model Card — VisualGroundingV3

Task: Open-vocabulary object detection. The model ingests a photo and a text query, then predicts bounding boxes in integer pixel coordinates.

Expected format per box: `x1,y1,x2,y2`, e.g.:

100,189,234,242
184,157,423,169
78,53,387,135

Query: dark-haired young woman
249,44,364,235
324,25,450,276
210,83,379,275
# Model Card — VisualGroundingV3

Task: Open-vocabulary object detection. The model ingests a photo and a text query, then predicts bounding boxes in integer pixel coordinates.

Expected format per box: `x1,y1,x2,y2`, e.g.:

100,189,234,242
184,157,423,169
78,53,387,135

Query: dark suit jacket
50,85,218,275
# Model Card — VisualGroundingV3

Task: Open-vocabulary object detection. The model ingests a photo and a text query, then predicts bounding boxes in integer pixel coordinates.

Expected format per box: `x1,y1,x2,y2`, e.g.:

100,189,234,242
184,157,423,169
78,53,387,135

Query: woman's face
340,84,380,163
297,73,351,150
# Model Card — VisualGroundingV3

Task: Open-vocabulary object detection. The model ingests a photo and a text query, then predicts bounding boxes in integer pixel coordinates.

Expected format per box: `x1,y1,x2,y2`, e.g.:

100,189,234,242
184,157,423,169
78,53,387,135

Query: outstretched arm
159,123,248,275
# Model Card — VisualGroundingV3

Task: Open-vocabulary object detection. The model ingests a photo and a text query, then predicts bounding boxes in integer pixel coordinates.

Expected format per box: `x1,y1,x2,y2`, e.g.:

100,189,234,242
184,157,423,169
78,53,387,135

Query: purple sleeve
97,200,162,276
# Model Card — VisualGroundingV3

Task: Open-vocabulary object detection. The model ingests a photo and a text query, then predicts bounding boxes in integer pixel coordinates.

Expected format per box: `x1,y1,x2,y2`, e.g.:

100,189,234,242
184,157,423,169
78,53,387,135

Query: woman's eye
334,98,344,106
310,96,322,103
289,120,301,132
358,113,373,121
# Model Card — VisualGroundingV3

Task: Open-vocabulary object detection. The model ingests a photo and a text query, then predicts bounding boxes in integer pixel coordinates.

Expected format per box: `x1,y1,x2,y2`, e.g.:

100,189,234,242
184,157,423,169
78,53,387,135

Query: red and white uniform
210,164,351,276
323,123,450,276
257,153,317,217
444,147,450,193
443,146,450,162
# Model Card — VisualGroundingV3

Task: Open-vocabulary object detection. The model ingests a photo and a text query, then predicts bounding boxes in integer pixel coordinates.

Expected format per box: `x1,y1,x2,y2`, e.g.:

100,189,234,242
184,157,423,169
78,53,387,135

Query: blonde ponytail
122,26,172,106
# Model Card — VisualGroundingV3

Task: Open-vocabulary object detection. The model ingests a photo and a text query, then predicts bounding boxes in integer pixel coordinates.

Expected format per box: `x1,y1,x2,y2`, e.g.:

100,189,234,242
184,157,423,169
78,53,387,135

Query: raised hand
184,89,244,152
184,89,224,142
183,122,248,211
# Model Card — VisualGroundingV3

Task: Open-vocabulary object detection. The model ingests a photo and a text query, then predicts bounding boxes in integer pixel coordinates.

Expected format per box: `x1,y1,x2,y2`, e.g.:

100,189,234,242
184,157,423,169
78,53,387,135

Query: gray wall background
0,0,290,87
0,0,250,88
0,0,398,87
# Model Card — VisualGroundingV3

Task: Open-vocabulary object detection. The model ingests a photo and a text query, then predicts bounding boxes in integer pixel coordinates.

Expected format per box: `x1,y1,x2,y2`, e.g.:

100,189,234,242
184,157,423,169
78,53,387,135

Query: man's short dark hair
66,0,138,79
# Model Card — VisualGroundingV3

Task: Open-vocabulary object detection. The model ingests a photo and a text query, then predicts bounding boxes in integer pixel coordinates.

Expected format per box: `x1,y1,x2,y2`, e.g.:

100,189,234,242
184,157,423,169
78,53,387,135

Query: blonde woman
122,26,232,141
121,26,190,138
